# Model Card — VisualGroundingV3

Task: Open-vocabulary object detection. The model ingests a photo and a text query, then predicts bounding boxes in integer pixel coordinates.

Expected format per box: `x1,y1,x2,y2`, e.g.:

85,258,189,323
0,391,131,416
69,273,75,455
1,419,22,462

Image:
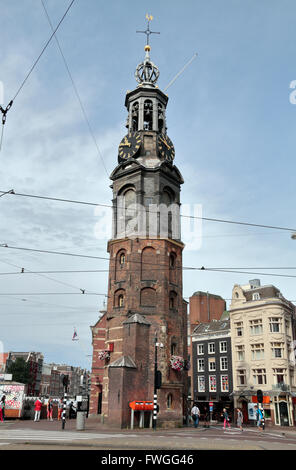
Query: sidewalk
3,417,296,437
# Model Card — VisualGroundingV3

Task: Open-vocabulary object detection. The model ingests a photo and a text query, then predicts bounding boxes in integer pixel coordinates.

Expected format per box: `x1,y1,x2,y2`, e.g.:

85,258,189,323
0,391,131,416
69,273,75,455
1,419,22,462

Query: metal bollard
76,411,86,431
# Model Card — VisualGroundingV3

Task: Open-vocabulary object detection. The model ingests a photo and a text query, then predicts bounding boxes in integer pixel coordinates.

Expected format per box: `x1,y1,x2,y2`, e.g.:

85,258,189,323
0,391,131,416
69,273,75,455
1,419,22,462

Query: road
0,421,295,450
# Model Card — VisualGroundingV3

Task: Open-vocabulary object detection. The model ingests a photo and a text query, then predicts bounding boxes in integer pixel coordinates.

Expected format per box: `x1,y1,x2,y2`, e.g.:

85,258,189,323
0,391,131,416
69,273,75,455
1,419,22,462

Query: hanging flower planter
170,355,184,371
98,350,110,361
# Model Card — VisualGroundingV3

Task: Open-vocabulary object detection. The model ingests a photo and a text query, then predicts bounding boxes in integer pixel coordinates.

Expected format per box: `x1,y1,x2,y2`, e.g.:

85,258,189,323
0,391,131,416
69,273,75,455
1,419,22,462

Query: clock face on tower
158,134,175,162
118,132,141,162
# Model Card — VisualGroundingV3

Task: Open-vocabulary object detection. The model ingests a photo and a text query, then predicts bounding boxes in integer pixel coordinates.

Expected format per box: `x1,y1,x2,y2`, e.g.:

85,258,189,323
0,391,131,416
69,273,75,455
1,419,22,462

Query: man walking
34,397,42,422
255,405,264,432
191,402,200,428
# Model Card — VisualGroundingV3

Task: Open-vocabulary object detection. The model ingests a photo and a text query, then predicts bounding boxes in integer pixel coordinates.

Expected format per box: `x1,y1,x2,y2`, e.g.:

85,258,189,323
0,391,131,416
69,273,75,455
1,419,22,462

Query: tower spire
135,15,160,87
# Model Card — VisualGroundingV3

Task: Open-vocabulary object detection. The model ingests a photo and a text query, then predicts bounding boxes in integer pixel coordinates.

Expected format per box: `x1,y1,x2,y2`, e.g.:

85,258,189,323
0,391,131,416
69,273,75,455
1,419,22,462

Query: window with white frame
221,375,229,392
251,343,264,360
197,344,204,355
249,319,263,335
252,368,267,385
209,375,216,392
236,345,245,361
269,317,282,333
208,343,215,354
198,376,205,392
197,358,205,372
271,342,284,359
220,341,227,353
220,356,228,371
252,292,260,300
273,368,286,385
208,357,216,371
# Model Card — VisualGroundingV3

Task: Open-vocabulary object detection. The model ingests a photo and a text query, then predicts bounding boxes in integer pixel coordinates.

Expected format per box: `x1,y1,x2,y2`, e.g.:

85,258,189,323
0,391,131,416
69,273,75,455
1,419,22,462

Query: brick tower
91,22,188,428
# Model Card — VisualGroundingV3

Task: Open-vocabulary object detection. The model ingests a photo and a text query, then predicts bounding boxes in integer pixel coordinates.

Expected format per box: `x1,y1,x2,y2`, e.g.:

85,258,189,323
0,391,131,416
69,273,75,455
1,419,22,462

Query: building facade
5,352,43,396
90,30,188,428
229,279,296,426
191,318,233,420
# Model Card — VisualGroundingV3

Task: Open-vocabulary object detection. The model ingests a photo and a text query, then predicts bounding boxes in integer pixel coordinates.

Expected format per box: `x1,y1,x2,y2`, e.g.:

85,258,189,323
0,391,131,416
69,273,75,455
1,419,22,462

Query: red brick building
89,38,188,428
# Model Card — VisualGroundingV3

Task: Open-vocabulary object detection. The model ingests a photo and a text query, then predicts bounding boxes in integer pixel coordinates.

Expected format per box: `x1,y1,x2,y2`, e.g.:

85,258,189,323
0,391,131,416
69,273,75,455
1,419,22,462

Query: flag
72,328,79,341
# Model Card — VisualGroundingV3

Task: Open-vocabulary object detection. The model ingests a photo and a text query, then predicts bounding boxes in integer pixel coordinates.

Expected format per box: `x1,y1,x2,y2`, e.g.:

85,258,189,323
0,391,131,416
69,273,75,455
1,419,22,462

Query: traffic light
62,375,69,388
257,389,263,403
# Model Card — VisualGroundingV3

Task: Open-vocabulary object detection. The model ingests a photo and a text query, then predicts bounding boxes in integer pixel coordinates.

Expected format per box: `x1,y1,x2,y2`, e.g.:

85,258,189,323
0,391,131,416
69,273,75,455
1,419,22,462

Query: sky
0,0,296,369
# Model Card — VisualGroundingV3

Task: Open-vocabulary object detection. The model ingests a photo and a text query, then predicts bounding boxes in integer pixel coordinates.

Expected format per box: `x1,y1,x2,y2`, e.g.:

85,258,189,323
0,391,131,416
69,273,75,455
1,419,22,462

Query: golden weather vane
136,14,160,46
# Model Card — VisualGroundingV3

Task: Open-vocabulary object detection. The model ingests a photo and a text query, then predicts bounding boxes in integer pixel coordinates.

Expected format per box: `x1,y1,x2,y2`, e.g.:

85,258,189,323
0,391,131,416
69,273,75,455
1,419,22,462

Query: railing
271,383,290,391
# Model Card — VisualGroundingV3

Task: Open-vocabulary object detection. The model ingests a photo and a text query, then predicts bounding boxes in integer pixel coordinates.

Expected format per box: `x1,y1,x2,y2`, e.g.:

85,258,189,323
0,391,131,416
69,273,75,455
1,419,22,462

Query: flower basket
170,355,184,371
98,350,110,361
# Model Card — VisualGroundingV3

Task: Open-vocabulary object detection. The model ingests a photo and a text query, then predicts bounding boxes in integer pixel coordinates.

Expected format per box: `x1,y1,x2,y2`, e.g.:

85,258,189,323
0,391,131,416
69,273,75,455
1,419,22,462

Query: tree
6,357,32,385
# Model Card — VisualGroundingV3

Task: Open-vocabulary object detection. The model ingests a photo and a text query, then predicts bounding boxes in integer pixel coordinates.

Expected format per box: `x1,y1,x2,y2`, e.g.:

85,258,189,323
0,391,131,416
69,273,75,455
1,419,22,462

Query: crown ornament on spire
135,14,160,87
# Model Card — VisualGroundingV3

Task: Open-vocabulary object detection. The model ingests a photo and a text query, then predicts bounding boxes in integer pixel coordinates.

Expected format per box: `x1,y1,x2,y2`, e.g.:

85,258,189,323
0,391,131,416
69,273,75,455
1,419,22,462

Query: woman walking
236,408,243,431
222,408,231,430
47,397,53,421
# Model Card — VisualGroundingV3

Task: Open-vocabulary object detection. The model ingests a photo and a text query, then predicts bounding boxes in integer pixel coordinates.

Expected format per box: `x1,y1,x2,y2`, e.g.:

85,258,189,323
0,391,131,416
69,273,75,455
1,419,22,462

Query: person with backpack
255,405,264,432
191,402,200,428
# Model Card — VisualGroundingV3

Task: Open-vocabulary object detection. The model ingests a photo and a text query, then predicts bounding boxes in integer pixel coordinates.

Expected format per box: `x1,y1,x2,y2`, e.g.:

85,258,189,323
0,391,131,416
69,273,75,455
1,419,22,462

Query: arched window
171,342,177,355
167,394,173,409
118,295,124,307
169,291,178,310
131,102,139,131
120,253,125,266
140,287,156,307
141,246,157,281
169,253,176,268
114,289,125,308
158,103,164,133
143,99,153,130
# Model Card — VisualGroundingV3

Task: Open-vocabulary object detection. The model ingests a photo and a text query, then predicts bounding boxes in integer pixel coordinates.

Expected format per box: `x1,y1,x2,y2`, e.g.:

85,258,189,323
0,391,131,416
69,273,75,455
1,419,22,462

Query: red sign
209,402,213,406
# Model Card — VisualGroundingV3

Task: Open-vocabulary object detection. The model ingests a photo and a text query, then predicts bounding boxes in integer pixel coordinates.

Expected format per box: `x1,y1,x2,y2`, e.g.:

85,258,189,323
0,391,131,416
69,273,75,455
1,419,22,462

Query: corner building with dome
89,35,188,428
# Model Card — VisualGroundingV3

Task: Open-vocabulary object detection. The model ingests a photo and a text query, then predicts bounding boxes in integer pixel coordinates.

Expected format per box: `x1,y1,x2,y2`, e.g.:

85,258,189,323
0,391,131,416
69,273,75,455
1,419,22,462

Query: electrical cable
1,189,295,232
40,0,109,177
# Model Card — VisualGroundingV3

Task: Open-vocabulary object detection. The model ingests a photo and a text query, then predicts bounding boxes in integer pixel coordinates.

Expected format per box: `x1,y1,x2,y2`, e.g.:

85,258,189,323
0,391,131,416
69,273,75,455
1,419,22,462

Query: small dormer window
252,293,260,301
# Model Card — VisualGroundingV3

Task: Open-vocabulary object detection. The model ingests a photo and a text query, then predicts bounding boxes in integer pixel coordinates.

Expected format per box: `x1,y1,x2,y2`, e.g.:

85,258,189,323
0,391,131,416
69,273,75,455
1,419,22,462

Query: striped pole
62,387,67,429
153,334,158,431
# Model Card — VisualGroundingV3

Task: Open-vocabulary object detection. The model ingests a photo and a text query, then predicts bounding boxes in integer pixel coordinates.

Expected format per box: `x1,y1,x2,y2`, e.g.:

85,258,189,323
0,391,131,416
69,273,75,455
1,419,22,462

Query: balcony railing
271,383,290,391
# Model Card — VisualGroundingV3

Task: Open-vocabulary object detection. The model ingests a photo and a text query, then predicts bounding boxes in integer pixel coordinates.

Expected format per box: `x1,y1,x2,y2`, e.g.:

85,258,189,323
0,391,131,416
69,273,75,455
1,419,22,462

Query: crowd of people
33,397,77,422
190,403,265,432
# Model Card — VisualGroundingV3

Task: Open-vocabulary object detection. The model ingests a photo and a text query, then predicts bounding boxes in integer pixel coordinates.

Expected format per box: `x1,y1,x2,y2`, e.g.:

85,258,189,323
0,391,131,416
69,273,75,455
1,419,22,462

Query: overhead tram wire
40,0,109,178
1,189,296,233
0,0,76,150
1,245,296,279
0,258,95,294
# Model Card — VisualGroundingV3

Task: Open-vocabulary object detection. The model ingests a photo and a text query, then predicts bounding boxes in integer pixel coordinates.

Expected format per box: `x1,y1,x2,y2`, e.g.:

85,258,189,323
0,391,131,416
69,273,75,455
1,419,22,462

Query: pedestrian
34,397,42,422
0,398,4,423
222,408,231,430
191,402,200,428
0,396,5,422
236,407,243,431
203,406,210,428
47,397,53,421
58,398,63,421
255,405,264,432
